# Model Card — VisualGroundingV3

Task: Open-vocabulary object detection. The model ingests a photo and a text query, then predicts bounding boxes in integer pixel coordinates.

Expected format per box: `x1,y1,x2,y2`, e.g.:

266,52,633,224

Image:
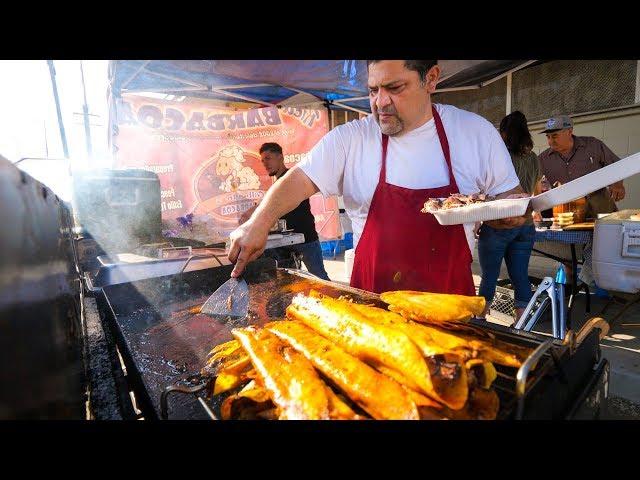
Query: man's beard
375,111,403,136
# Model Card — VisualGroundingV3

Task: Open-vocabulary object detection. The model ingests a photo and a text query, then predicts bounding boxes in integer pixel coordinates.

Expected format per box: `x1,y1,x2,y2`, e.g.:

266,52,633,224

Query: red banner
112,95,340,243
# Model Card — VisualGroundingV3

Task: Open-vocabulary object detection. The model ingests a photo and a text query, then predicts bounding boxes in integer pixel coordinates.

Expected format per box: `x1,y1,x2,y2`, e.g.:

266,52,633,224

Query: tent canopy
109,60,538,114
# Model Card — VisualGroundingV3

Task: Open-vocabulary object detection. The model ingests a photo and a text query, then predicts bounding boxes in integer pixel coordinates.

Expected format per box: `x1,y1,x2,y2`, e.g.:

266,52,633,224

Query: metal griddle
97,259,384,419
96,260,607,420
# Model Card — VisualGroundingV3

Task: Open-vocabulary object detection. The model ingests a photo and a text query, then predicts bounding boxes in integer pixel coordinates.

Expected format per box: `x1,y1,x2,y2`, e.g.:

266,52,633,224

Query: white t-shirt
299,103,520,252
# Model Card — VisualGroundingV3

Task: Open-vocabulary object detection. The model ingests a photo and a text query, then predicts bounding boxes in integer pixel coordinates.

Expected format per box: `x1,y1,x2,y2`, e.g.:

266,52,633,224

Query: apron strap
379,134,389,183
379,106,458,191
432,105,459,192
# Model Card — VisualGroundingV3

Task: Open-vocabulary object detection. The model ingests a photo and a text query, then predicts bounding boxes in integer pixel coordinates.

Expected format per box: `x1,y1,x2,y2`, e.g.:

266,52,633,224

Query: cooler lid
596,209,640,224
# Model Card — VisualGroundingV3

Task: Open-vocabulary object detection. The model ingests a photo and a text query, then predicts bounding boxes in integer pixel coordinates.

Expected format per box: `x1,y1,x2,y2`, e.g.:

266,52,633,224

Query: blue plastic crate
343,232,353,250
320,240,337,258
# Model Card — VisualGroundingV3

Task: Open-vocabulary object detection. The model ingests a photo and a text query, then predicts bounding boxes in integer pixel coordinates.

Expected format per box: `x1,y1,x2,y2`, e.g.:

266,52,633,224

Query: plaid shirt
538,135,619,187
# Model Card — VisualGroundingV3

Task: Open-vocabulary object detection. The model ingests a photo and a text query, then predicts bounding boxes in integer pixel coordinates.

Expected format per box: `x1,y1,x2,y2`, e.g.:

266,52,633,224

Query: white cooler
592,209,640,293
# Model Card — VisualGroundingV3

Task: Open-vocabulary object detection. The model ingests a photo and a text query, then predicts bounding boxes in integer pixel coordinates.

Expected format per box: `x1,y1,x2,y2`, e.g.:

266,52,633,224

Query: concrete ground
316,247,640,419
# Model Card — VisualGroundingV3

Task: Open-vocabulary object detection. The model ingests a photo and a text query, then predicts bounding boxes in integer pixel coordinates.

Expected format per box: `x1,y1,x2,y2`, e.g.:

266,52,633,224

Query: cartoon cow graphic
212,144,261,192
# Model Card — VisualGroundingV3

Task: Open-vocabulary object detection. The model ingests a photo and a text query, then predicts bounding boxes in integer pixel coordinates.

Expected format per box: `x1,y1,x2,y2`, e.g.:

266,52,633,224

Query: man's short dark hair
366,60,438,83
259,142,283,155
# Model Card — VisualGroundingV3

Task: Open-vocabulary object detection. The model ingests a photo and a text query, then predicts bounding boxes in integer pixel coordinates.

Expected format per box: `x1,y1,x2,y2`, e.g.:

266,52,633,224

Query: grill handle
160,380,212,420
576,317,609,346
179,252,225,274
563,317,609,356
515,339,555,419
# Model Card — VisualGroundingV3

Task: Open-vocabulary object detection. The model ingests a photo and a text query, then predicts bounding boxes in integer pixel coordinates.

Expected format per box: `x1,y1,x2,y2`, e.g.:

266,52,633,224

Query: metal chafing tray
85,233,306,291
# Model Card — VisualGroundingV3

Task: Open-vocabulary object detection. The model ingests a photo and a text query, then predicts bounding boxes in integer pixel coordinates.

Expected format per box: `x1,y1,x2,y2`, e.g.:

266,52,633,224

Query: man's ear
425,65,441,94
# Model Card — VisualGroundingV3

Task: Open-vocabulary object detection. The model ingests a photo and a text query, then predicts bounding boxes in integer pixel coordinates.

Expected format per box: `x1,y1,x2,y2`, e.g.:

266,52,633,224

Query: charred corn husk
286,294,468,410
267,320,420,419
380,290,485,324
232,326,331,420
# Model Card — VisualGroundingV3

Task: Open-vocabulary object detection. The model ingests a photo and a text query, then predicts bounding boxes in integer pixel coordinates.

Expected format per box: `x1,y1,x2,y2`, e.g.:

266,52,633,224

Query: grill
94,260,609,420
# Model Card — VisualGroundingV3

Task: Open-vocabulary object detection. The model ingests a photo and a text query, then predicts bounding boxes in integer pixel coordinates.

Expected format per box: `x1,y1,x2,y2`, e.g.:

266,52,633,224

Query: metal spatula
200,276,249,318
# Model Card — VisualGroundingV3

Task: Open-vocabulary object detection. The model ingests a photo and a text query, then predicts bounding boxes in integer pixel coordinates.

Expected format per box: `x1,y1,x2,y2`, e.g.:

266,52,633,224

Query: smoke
72,168,163,257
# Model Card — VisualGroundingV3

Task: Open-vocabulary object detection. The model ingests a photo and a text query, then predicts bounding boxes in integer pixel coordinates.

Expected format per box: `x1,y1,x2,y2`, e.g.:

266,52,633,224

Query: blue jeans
478,224,535,309
266,240,330,280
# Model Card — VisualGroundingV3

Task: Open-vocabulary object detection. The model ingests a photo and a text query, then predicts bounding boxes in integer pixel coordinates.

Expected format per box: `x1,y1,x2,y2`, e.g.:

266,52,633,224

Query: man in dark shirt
239,142,329,280
538,114,625,218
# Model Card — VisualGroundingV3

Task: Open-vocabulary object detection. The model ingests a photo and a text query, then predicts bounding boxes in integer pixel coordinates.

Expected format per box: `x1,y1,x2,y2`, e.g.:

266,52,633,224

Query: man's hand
609,181,625,202
227,166,319,277
228,218,270,277
473,222,482,238
484,192,530,229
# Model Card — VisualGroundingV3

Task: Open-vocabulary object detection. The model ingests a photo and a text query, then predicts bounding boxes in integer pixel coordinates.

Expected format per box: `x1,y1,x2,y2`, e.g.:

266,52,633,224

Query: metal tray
85,233,306,292
428,197,530,225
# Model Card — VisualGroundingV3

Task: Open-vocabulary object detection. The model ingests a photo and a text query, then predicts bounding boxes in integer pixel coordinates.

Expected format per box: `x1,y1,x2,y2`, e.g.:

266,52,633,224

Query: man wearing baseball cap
538,114,625,217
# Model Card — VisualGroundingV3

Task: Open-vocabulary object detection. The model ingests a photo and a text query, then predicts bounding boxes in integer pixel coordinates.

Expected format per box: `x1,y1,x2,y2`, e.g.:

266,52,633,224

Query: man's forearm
250,167,319,230
239,204,258,224
484,184,529,229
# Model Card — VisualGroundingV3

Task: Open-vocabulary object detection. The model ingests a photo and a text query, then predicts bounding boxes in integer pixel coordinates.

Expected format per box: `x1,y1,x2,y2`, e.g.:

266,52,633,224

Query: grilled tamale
427,323,531,368
419,387,500,420
349,302,458,357
286,294,468,410
372,365,443,409
212,368,252,396
354,302,528,369
220,380,277,420
324,386,369,420
202,338,255,395
380,290,486,324
206,339,242,361
203,339,251,377
232,326,331,420
447,387,500,420
465,359,498,389
267,320,420,419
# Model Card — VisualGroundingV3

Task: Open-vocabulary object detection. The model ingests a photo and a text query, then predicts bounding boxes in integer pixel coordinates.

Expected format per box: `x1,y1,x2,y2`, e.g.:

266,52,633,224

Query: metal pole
80,61,92,157
506,72,512,115
47,60,70,159
43,121,49,157
635,60,640,104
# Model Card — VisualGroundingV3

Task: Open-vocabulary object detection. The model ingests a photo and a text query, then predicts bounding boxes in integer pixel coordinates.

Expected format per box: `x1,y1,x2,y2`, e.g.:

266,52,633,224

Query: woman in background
478,111,540,323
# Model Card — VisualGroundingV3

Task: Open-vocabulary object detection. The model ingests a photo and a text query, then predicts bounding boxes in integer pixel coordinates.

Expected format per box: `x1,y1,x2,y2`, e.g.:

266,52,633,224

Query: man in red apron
228,60,527,294
349,109,476,295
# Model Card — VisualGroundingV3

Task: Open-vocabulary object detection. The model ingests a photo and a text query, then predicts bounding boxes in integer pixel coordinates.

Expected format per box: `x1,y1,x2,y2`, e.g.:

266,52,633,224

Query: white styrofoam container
531,151,640,212
428,197,530,226
592,209,640,293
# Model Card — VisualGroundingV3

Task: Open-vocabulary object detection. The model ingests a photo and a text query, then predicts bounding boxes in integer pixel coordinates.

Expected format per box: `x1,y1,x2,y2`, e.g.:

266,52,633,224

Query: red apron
350,106,475,295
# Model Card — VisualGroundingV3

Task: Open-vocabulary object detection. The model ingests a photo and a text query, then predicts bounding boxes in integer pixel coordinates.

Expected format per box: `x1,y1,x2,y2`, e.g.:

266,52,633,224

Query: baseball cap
541,115,573,133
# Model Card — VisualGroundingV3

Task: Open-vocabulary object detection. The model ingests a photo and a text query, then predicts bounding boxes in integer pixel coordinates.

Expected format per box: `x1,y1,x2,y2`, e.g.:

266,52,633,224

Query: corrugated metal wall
433,77,508,126
512,60,637,122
